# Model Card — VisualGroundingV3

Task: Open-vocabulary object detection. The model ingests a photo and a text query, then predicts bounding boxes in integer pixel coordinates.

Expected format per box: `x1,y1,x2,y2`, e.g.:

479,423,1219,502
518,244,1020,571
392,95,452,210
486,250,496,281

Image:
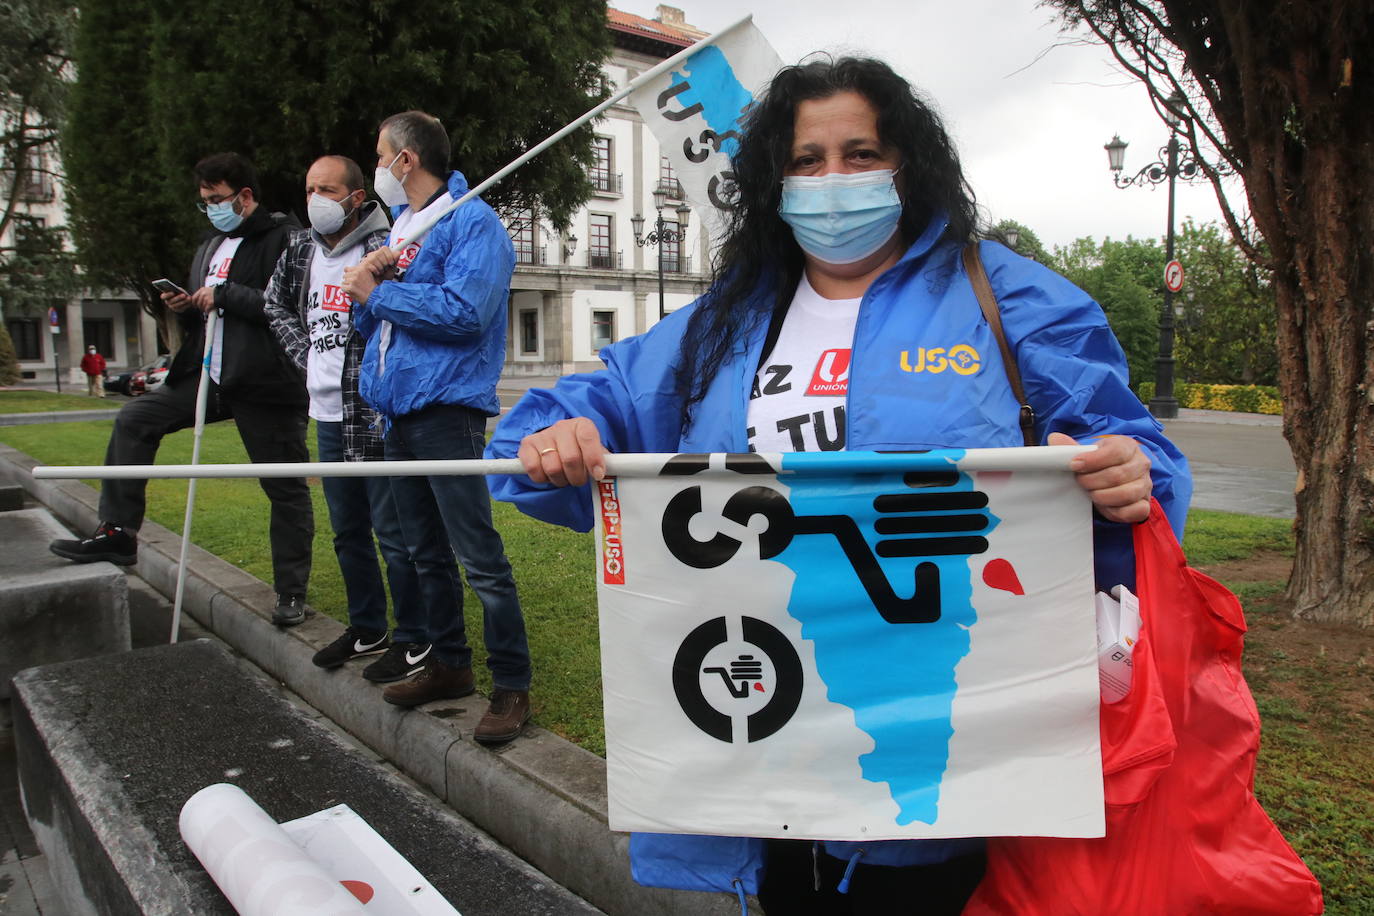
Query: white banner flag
594,450,1104,841
629,21,783,245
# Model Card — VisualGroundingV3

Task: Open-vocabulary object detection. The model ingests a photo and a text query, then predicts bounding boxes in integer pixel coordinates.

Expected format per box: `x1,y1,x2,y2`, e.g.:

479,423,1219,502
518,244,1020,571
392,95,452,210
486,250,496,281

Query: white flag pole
33,446,1095,482
392,14,755,251
169,310,217,644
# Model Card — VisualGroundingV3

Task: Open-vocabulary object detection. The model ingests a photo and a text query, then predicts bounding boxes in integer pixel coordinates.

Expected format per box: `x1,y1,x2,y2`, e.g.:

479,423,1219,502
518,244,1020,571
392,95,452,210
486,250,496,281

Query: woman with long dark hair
489,56,1190,913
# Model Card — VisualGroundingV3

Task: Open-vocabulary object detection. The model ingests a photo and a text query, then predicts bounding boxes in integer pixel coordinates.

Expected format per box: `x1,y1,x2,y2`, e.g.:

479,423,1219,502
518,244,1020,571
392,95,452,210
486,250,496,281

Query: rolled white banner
179,783,366,916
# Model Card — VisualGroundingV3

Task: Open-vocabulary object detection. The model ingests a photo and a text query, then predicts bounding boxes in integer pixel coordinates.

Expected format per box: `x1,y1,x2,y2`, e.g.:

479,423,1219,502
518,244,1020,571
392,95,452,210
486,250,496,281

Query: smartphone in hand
152,278,190,297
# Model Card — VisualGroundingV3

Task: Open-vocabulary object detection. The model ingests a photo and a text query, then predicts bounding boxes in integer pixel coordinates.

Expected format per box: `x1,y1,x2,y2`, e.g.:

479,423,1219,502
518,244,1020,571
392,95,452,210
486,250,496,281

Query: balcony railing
586,250,623,270
590,171,623,195
657,254,692,274
514,245,547,266
655,178,683,200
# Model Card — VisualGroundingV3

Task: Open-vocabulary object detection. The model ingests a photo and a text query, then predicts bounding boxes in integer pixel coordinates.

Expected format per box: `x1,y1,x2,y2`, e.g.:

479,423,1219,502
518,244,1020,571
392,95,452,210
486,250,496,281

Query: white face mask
307,192,355,236
373,151,409,208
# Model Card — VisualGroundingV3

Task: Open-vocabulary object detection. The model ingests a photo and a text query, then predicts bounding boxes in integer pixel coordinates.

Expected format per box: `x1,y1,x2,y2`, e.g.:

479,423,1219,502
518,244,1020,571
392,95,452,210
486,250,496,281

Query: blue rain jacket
355,171,514,419
486,216,1192,896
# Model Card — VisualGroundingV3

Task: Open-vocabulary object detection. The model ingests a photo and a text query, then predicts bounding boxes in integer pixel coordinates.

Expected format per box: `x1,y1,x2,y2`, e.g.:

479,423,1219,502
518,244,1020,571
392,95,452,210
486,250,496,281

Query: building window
590,137,615,193
659,221,682,273
588,214,615,269
519,309,538,355
508,209,538,265
83,319,114,358
591,310,615,351
7,319,41,361
22,147,54,202
658,156,682,199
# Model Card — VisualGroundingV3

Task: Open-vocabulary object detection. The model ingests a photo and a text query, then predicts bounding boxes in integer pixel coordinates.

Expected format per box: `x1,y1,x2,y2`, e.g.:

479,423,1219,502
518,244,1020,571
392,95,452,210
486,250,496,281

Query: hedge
1136,382,1283,415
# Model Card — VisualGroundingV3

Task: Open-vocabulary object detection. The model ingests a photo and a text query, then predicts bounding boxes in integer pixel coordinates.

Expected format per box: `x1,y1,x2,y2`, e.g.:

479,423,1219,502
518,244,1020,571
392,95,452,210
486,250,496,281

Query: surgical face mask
373,152,409,208
204,192,245,232
778,169,903,265
308,192,355,236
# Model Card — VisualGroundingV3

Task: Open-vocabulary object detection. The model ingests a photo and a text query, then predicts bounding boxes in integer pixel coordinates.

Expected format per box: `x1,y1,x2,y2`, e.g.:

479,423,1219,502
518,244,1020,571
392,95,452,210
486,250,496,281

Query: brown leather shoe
474,689,531,745
382,659,475,707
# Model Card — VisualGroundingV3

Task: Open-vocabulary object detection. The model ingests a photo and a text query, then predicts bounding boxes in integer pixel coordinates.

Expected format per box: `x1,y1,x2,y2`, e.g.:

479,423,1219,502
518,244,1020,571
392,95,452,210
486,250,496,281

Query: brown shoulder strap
962,243,1037,447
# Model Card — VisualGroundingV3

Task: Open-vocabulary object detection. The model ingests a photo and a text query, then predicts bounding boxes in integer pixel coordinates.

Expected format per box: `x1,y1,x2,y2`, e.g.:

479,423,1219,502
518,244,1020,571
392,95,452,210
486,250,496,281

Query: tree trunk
1226,7,1374,626
1050,0,1374,624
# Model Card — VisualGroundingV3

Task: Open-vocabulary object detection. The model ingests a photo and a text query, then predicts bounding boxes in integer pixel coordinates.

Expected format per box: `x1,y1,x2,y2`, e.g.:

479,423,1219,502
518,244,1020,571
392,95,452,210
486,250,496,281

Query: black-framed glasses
196,188,242,213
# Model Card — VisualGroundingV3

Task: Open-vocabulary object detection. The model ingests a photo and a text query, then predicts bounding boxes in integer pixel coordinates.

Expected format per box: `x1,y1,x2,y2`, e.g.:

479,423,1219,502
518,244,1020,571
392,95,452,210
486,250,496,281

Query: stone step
11,639,606,916
0,484,23,511
0,508,129,700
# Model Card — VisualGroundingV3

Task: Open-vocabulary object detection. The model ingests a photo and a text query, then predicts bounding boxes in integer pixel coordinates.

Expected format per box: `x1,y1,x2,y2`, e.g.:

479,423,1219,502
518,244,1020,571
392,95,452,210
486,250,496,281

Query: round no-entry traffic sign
1164,259,1185,293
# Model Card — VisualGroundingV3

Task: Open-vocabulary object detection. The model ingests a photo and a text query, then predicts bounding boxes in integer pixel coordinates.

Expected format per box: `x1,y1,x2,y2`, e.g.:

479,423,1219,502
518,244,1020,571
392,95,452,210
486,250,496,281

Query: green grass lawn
2,420,1367,911
0,389,119,413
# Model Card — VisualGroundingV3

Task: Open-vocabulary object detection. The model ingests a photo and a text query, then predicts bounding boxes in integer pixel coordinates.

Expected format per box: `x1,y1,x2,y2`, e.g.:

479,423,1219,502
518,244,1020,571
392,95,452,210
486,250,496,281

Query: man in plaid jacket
266,154,424,673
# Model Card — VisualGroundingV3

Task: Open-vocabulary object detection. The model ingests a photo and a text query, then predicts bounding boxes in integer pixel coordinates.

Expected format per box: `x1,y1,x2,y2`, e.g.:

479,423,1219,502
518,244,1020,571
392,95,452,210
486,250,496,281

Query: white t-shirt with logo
747,273,861,452
304,242,364,420
203,236,243,384
376,193,453,375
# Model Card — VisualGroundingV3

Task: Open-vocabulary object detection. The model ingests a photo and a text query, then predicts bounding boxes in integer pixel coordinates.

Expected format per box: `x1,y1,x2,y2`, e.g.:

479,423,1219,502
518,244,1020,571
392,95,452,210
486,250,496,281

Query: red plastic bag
964,502,1323,915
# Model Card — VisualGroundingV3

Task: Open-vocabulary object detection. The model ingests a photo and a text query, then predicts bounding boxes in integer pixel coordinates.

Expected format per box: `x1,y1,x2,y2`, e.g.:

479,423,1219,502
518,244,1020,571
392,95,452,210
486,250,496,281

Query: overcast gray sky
619,0,1244,251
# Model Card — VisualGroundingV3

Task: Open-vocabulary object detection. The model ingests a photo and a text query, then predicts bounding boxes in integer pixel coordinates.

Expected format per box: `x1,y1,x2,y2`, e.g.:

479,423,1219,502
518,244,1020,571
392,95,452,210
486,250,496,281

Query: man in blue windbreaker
341,110,532,745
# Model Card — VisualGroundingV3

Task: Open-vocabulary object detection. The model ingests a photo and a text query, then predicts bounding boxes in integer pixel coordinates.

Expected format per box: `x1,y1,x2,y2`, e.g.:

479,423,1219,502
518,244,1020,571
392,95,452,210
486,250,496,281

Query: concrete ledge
0,408,122,427
12,641,605,916
0,484,23,511
0,507,130,699
0,443,738,916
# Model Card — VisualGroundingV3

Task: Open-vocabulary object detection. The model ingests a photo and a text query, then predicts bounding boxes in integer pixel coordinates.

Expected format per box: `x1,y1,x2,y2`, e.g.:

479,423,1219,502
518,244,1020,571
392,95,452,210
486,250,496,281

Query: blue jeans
385,404,531,690
316,421,420,637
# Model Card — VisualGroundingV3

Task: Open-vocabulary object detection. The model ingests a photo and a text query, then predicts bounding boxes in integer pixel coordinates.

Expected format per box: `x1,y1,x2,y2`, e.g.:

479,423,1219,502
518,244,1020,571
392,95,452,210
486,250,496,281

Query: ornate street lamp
1104,90,1218,419
632,190,692,319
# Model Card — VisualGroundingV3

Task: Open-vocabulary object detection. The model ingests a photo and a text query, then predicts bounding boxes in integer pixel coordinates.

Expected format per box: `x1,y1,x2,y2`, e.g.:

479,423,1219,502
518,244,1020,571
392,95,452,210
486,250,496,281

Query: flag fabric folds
628,21,783,245
593,449,1104,841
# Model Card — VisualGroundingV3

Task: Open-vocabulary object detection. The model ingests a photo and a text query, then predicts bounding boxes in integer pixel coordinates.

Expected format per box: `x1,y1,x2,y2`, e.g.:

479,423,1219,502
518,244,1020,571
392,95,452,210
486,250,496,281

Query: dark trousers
316,420,418,635
385,404,531,689
99,377,313,596
758,840,985,915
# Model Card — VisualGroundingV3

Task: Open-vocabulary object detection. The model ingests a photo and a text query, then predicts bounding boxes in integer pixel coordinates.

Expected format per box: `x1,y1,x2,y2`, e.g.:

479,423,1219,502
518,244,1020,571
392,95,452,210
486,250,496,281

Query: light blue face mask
779,169,902,265
204,193,244,233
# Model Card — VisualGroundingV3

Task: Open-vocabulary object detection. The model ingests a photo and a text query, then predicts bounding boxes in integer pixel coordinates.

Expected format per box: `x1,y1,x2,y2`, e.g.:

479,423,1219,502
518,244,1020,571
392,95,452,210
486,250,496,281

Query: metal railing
590,171,623,195
657,253,692,274
586,250,623,270
514,245,547,266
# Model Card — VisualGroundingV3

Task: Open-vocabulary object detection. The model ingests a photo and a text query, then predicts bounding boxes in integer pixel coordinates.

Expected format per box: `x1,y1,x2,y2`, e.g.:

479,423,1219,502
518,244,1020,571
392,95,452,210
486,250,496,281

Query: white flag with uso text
594,449,1104,841
629,21,783,245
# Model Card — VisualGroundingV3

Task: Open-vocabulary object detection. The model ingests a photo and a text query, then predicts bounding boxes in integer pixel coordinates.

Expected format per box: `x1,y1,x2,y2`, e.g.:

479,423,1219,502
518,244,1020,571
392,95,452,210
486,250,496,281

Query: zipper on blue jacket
837,847,866,894
731,877,749,915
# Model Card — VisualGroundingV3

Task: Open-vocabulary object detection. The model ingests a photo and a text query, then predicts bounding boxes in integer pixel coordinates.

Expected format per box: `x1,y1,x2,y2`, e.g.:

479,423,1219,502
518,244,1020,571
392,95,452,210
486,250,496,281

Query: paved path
1162,409,1295,519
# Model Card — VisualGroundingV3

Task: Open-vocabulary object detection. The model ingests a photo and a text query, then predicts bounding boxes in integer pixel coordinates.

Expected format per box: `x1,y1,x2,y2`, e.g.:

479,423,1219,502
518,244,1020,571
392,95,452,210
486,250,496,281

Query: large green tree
1173,218,1277,386
1050,0,1374,626
987,218,1052,264
0,0,76,319
65,0,610,349
1049,234,1161,389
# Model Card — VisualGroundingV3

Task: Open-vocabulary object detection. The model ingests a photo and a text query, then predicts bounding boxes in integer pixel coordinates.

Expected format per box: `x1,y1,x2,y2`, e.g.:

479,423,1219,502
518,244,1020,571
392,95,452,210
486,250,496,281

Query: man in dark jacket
50,153,314,626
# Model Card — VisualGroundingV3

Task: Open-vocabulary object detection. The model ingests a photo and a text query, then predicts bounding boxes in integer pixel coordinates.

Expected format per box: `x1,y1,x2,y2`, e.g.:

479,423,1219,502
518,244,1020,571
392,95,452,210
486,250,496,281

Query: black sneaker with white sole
49,522,137,566
313,628,390,669
362,642,432,683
